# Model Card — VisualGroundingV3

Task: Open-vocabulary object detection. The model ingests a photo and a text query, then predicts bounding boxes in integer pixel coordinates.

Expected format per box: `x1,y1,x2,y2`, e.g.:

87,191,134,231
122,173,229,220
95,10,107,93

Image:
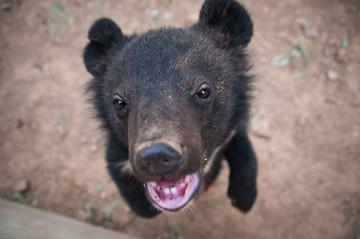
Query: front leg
223,128,257,213
106,134,161,218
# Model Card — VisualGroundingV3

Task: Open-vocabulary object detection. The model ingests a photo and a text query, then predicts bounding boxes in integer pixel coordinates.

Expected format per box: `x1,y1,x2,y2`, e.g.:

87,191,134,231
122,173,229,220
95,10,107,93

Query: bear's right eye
113,97,127,111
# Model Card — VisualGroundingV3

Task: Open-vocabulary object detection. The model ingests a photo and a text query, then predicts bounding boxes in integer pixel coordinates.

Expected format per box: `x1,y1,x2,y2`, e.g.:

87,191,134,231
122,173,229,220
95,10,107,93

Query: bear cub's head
84,0,253,212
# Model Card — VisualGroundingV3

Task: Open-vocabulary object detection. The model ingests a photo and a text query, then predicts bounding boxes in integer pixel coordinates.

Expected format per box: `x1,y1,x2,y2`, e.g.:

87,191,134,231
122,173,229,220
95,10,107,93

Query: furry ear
197,0,253,49
83,18,129,77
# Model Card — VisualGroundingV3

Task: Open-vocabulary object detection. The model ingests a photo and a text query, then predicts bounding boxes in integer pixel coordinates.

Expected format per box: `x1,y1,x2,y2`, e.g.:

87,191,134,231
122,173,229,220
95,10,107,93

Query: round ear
83,18,129,77
197,0,253,49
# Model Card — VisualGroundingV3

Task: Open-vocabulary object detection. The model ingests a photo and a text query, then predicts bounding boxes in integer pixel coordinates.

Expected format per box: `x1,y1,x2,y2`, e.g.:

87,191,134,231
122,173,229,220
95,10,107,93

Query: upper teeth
164,188,170,195
185,175,190,182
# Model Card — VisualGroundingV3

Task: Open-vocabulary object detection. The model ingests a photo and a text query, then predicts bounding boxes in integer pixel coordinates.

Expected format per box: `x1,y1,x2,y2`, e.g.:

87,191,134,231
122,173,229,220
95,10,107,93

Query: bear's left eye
194,84,211,99
113,97,127,111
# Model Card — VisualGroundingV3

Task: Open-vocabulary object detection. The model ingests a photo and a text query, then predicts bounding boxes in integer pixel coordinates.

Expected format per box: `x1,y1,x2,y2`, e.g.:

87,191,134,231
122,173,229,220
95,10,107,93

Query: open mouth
146,171,201,211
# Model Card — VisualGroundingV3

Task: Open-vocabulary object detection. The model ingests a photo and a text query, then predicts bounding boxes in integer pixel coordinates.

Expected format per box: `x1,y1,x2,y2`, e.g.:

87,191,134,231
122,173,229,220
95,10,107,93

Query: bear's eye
113,97,127,111
195,85,210,99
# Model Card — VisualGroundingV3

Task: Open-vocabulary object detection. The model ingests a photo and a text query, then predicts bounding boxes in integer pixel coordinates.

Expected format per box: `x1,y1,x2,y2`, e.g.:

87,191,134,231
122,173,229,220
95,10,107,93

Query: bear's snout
135,142,184,176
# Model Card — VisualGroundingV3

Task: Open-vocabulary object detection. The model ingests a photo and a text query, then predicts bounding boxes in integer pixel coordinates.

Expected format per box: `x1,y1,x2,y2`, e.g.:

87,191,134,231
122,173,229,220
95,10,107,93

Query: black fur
84,0,257,218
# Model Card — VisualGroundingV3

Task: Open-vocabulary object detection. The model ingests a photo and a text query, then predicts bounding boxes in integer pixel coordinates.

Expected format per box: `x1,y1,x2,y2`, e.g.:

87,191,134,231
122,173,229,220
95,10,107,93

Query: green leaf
163,11,174,20
126,22,139,31
52,5,65,19
250,89,259,97
168,227,183,239
103,200,118,218
348,29,355,38
66,17,74,25
291,49,302,60
96,183,104,192
12,192,28,204
253,108,266,120
355,216,360,228
341,39,348,48
88,0,102,9
291,72,305,80
85,203,97,217
279,31,288,39
272,54,290,67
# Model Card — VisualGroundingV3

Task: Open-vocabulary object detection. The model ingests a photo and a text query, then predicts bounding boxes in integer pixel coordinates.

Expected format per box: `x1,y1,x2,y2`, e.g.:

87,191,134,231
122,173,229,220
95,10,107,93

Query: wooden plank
0,198,138,239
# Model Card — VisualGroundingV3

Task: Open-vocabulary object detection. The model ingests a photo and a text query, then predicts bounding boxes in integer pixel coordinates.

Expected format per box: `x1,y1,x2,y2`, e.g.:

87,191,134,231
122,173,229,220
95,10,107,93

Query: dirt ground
0,0,359,238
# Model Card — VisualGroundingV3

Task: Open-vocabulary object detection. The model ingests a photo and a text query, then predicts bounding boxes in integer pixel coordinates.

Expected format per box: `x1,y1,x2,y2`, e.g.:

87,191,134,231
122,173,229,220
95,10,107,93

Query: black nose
135,143,184,176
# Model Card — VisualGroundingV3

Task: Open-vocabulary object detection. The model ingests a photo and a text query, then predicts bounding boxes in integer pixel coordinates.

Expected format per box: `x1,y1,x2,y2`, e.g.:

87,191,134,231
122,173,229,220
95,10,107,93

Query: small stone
187,13,198,22
351,100,360,107
325,97,337,104
328,38,338,46
305,29,319,37
15,118,24,128
90,144,98,152
56,125,66,139
163,11,174,20
263,5,270,14
1,2,11,11
298,18,319,37
250,120,270,139
14,179,30,193
150,9,159,19
339,17,347,25
124,206,131,213
335,48,348,63
81,136,88,144
100,191,107,199
77,210,88,222
327,69,338,81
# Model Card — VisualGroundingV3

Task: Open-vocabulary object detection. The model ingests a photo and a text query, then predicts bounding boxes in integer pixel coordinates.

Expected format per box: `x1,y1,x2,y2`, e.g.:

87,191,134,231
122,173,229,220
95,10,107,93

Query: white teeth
171,187,177,194
150,182,156,187
185,175,190,182
163,187,178,195
180,183,185,188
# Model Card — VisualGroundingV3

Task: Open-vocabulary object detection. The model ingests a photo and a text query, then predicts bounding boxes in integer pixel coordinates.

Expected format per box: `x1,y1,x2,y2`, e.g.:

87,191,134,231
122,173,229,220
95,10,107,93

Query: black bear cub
84,0,257,218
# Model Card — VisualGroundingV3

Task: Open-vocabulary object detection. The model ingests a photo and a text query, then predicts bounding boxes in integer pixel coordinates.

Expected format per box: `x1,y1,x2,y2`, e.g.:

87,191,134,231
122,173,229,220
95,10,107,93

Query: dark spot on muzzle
135,143,184,176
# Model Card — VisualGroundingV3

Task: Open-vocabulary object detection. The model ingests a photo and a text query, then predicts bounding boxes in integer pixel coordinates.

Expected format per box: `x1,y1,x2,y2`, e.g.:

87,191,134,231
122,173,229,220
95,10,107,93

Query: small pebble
90,144,98,153
13,179,30,193
100,191,107,199
150,9,159,19
327,69,338,81
335,48,348,63
251,120,270,139
1,2,11,11
15,118,24,128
